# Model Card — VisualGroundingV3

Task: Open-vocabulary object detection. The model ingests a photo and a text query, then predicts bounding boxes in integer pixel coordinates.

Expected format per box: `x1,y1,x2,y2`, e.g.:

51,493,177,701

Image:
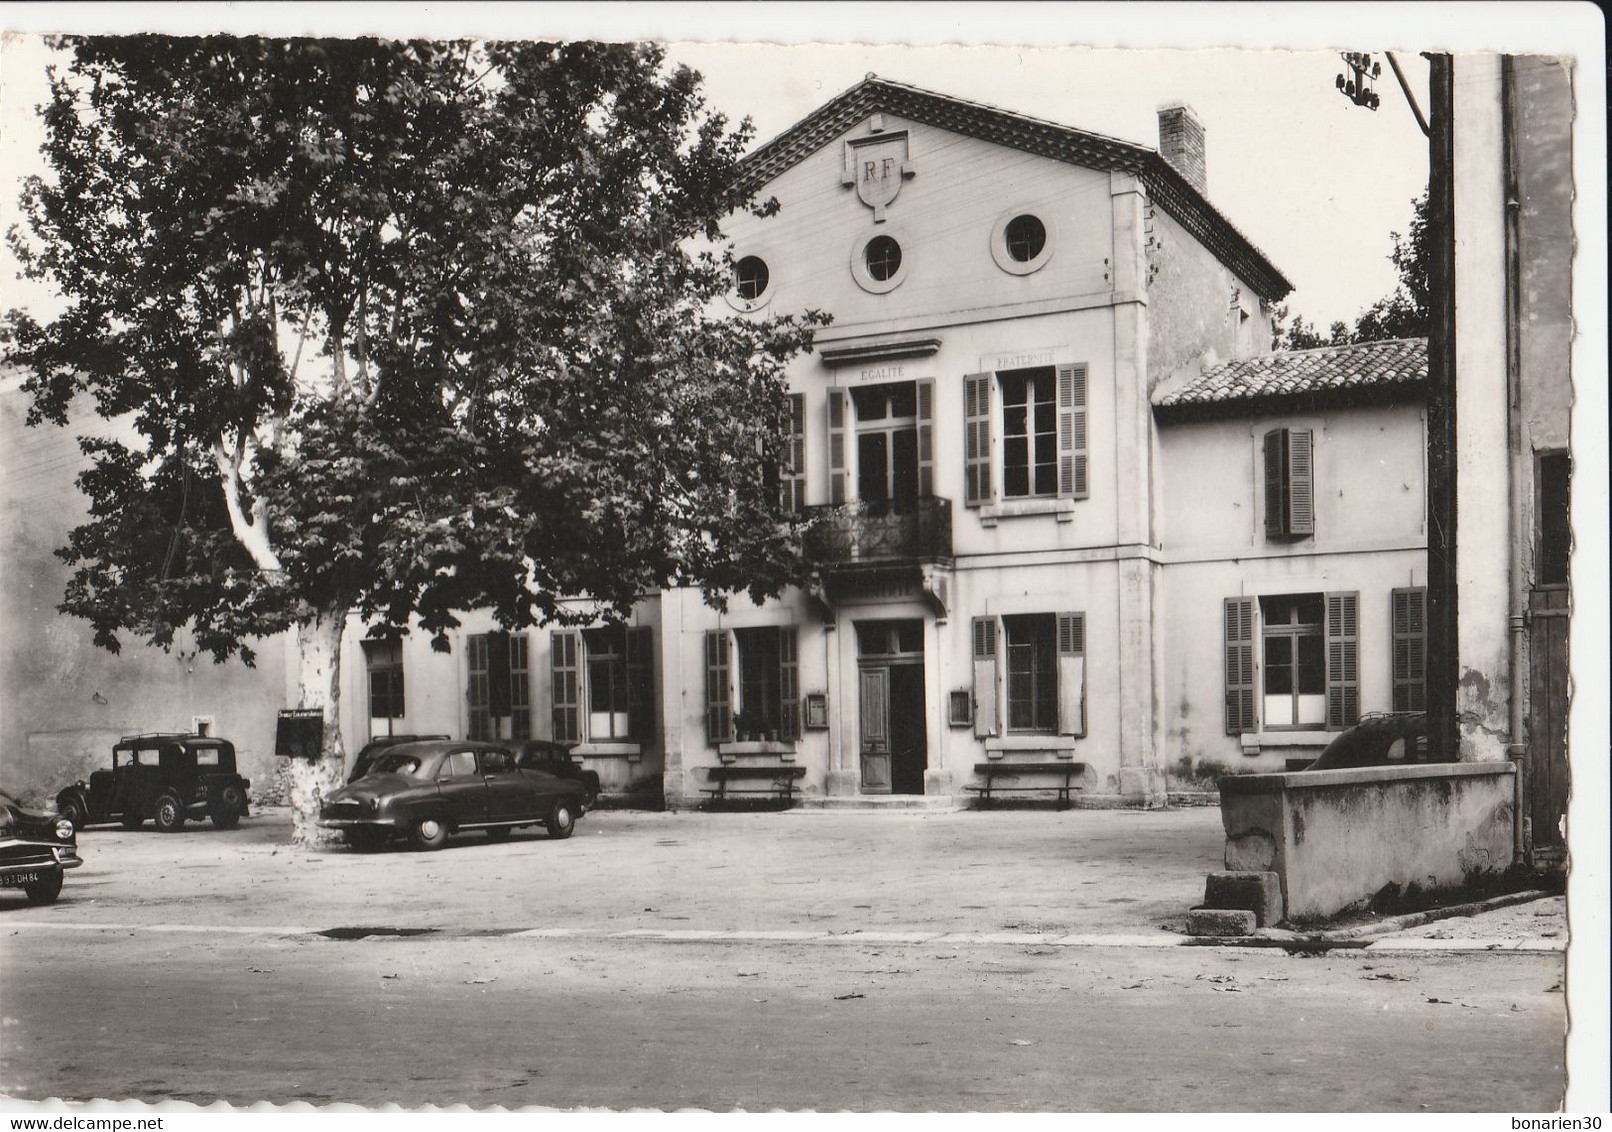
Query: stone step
795,794,964,812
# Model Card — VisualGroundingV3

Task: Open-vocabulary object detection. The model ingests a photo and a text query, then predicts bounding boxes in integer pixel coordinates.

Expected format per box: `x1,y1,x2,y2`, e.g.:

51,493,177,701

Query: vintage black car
514,739,601,813
1306,712,1430,770
318,739,586,851
347,734,451,783
1,789,82,904
55,734,251,832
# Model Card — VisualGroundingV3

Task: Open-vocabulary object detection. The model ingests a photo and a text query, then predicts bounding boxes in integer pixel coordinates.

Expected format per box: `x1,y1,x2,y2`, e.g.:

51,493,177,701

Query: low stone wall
1218,762,1517,921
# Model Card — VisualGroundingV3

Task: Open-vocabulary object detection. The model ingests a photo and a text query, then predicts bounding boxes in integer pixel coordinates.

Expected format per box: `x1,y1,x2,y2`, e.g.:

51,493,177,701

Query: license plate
1,871,41,887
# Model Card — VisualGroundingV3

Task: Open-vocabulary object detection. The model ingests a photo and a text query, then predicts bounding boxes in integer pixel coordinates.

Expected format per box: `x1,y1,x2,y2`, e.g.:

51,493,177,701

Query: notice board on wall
275,708,324,759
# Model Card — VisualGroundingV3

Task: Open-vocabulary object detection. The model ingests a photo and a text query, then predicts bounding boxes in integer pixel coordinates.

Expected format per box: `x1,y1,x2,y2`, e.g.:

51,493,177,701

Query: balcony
804,496,953,567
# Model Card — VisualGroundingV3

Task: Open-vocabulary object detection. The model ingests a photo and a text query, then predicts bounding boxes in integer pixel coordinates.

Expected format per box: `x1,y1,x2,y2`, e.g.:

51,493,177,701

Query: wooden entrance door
859,667,891,793
1526,586,1570,856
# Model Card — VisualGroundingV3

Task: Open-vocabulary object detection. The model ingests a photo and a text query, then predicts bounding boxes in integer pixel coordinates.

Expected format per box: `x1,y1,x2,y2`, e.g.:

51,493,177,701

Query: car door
476,748,527,823
434,748,492,827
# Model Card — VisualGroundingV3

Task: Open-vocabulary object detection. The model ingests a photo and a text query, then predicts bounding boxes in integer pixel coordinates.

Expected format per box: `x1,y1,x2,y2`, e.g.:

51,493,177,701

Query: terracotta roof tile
1154,338,1428,410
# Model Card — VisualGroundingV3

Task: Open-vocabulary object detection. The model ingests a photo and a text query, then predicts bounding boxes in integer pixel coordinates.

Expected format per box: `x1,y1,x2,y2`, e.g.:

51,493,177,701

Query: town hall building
338,78,1432,807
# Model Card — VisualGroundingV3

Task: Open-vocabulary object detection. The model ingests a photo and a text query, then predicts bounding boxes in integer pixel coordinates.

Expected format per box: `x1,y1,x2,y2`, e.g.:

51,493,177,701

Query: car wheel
485,826,513,842
120,811,144,829
344,827,387,852
152,792,186,832
409,816,448,851
545,801,576,840
24,870,64,905
56,795,86,832
210,809,241,830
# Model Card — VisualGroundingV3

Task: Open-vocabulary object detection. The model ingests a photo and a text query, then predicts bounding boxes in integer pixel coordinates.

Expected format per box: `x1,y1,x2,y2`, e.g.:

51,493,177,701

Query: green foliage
5,36,825,661
1271,189,1429,351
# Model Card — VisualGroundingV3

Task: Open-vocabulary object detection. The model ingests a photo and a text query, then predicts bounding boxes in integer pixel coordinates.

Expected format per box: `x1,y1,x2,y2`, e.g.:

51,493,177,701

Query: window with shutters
706,626,801,744
972,611,1086,739
1263,427,1315,540
963,363,1088,509
1391,587,1428,712
552,627,654,745
1227,591,1360,734
468,631,531,742
851,382,919,515
363,639,405,721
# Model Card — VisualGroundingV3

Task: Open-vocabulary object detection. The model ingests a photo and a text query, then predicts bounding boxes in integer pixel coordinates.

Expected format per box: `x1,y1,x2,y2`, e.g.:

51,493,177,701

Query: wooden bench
966,762,1087,809
703,765,808,808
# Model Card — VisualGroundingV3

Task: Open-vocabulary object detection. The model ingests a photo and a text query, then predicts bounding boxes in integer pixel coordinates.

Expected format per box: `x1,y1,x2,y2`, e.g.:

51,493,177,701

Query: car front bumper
0,844,82,881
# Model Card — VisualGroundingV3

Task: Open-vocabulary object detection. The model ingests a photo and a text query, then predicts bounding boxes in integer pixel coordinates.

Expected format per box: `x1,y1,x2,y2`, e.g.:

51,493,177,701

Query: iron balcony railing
804,496,953,566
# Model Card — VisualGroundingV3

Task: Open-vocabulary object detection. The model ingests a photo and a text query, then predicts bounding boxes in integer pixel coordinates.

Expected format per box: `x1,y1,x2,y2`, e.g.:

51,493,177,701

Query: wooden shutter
1325,591,1360,729
487,630,512,717
1224,597,1255,735
827,388,848,505
963,373,992,507
1263,429,1287,539
626,627,655,742
1057,363,1089,499
778,626,801,740
971,615,999,737
468,633,491,741
550,631,580,743
782,393,806,513
1391,587,1427,713
1264,427,1315,539
705,630,733,744
508,633,531,740
1056,612,1087,737
915,378,934,498
1288,429,1314,536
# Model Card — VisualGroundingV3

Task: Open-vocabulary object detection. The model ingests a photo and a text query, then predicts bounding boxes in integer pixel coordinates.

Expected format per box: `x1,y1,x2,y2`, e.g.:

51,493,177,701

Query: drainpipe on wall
1501,55,1529,859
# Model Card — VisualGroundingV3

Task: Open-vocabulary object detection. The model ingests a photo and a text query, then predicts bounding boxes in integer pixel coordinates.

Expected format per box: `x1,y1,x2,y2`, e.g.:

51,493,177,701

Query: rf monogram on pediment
841,128,915,222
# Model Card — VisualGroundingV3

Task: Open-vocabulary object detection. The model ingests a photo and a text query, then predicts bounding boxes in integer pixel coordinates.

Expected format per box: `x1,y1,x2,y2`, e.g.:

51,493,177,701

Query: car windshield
367,752,424,777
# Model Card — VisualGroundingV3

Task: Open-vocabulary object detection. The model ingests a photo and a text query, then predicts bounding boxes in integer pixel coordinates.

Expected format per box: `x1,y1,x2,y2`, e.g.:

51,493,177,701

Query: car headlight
54,819,74,841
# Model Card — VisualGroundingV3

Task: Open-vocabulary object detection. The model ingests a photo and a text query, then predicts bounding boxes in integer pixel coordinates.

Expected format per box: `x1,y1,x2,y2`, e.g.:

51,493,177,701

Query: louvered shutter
626,627,655,742
705,631,733,744
963,373,992,507
915,378,935,498
1224,597,1255,735
1325,591,1360,729
1056,612,1087,737
779,626,801,740
550,631,580,743
827,388,848,505
971,616,999,737
1391,587,1427,713
1057,363,1089,499
1263,429,1287,539
1288,429,1315,536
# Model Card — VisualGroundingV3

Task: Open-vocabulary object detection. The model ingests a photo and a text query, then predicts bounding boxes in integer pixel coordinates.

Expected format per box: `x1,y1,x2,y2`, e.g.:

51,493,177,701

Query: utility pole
1424,54,1459,768
1335,51,1458,764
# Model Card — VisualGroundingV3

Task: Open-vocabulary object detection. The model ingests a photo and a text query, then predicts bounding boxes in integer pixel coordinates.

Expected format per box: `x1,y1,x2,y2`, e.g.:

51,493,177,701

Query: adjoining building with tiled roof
334,75,1431,813
1153,337,1428,420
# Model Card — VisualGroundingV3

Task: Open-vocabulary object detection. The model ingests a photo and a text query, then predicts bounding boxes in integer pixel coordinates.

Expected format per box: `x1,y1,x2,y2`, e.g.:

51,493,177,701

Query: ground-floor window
1224,592,1359,734
1259,594,1326,728
706,626,800,743
553,626,654,744
363,638,405,721
971,612,1085,738
468,631,530,741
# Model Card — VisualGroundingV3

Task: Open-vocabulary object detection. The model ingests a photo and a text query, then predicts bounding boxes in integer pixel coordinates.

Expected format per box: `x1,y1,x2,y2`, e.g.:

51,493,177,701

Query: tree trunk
285,609,348,846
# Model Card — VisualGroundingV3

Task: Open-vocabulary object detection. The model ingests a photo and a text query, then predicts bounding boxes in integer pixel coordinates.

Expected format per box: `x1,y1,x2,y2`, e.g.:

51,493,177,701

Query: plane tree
4,36,823,841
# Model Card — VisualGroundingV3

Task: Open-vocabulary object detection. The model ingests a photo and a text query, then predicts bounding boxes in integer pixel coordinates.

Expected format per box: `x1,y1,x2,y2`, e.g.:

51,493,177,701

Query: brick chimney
1157,102,1207,194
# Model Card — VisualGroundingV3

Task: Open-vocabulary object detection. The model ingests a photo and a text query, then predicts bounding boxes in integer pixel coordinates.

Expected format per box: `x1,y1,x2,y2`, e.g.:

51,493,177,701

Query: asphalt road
0,927,1565,1111
0,808,1570,1111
